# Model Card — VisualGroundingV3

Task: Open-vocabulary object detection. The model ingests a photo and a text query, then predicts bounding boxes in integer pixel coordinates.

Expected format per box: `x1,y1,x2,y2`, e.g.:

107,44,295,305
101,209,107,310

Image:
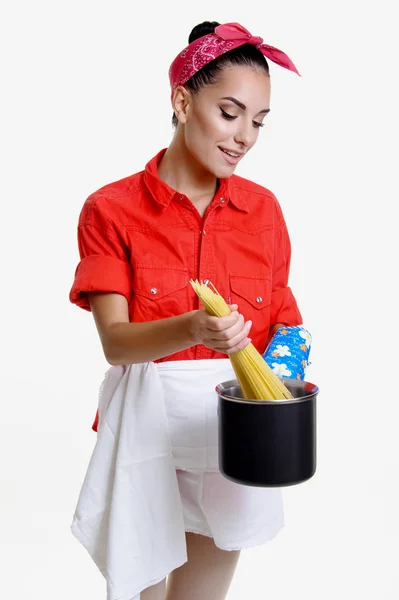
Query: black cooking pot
216,378,319,487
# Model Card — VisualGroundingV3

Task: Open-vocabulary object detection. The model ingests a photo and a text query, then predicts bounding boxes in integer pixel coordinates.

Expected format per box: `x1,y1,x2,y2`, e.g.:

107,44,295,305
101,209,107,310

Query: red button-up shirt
70,148,303,429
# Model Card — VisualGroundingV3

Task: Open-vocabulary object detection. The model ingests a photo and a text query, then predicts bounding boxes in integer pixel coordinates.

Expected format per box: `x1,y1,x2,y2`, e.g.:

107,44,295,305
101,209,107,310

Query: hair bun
188,21,220,44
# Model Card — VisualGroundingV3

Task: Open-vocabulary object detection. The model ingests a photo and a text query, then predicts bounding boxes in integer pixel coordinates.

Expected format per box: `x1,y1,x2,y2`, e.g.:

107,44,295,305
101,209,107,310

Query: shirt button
220,197,225,203
256,296,263,303
150,287,158,295
179,196,184,201
203,279,210,286
203,230,207,235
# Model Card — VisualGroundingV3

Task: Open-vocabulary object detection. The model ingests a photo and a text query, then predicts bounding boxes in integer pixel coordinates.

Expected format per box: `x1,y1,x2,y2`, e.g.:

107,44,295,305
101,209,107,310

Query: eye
221,107,265,129
220,108,236,120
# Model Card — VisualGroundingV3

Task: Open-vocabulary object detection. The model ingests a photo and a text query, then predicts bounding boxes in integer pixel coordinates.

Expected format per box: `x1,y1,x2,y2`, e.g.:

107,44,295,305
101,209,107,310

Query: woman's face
176,65,271,179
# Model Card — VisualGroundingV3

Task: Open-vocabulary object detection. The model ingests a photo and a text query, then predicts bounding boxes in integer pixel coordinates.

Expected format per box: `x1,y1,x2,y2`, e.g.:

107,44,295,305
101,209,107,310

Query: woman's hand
188,304,252,354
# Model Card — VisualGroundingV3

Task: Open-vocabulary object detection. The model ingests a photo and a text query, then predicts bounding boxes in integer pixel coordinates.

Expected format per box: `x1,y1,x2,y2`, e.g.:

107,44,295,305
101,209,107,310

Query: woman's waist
155,358,231,372
153,347,233,363
155,358,236,395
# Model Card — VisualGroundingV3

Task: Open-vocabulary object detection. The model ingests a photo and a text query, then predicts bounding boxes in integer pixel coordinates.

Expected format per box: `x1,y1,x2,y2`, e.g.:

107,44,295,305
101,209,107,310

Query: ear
172,86,191,125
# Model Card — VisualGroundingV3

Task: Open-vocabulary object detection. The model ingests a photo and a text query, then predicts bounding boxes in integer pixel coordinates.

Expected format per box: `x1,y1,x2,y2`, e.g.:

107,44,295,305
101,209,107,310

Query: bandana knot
169,22,301,102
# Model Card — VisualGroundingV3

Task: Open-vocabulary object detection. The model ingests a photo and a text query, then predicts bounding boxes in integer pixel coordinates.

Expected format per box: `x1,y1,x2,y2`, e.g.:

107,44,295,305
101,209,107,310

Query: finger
223,321,253,352
207,311,240,332
209,312,244,338
214,334,252,354
211,319,252,348
226,336,253,355
216,313,246,340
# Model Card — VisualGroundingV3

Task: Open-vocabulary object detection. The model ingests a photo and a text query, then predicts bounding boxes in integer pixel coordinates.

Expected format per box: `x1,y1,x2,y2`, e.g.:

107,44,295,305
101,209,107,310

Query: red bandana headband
169,22,301,101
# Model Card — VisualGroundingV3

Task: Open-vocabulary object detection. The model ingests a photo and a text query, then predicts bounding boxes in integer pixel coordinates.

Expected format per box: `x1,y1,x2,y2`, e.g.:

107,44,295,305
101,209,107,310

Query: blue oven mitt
263,326,312,381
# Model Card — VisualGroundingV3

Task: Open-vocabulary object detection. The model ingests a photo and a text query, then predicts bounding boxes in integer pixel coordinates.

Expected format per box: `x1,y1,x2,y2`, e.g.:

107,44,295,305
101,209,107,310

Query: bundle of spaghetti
190,279,293,401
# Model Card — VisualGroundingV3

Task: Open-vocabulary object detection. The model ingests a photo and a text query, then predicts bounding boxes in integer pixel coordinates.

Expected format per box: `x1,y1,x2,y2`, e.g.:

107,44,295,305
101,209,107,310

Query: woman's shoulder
230,173,283,214
230,173,278,200
78,169,146,225
87,169,145,204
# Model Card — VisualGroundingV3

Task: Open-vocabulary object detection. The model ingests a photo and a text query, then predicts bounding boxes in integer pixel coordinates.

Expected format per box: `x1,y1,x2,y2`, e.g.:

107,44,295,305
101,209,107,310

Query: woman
70,20,303,600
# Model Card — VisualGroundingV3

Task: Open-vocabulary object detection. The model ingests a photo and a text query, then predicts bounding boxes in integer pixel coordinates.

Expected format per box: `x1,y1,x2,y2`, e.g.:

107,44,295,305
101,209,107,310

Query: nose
234,118,257,149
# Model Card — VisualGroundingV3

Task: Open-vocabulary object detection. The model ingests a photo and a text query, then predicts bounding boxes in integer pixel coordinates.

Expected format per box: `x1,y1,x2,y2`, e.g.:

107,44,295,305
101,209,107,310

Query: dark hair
171,21,270,128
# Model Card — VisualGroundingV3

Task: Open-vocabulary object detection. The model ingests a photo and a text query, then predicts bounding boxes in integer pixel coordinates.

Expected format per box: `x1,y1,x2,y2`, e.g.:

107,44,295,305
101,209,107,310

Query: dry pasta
190,279,294,401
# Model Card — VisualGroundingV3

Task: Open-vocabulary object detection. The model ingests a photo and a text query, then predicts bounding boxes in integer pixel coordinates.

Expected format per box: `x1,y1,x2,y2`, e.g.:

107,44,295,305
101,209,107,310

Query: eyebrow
220,96,271,114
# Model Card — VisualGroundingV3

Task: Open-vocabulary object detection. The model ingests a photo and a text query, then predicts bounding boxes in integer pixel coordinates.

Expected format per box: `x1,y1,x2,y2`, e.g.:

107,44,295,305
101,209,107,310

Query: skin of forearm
104,311,198,365
104,317,287,366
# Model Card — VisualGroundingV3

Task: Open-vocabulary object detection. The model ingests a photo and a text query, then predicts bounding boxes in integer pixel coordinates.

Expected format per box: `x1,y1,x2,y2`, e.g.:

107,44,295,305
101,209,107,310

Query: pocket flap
134,266,188,300
230,275,272,309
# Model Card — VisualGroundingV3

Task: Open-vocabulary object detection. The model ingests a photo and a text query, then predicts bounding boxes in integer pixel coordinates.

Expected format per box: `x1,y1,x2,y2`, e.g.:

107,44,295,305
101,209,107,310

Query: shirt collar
143,148,249,213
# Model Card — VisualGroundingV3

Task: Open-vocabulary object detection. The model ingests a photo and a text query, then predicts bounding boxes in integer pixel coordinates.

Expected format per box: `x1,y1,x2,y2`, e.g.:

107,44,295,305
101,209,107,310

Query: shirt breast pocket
131,266,189,322
229,274,272,338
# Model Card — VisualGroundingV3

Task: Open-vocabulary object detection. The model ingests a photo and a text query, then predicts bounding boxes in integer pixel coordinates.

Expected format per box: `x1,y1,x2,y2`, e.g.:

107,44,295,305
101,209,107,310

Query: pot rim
216,378,319,405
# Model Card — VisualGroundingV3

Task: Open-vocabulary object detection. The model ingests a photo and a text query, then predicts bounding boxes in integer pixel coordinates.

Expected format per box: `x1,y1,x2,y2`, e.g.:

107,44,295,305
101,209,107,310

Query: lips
218,146,244,165
219,147,244,157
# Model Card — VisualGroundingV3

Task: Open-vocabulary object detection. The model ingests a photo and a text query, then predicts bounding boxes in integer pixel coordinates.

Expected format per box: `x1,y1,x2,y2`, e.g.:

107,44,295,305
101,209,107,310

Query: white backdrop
1,1,398,598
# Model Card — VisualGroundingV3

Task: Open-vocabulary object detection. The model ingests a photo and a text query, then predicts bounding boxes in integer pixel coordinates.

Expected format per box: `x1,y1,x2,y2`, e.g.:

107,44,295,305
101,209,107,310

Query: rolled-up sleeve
69,197,133,311
270,217,303,327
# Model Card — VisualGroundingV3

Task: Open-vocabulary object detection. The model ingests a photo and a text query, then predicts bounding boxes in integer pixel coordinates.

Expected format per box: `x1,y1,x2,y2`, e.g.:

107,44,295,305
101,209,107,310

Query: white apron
71,359,238,600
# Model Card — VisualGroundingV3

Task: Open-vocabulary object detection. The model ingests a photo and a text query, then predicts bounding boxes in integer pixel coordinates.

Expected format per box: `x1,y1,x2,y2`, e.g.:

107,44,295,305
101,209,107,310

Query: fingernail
247,320,252,328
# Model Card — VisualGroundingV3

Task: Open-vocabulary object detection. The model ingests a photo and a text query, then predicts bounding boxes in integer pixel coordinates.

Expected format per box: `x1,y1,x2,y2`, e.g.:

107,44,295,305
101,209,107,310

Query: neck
158,132,219,202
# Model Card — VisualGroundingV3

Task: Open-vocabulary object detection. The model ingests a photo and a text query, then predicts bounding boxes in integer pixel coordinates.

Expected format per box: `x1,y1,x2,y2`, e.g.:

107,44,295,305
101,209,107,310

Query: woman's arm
88,292,252,365
89,291,195,364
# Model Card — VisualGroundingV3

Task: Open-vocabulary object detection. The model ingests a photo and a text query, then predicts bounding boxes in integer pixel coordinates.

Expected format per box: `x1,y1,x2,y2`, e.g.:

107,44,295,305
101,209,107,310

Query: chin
206,161,237,179
193,150,237,179
215,164,237,178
